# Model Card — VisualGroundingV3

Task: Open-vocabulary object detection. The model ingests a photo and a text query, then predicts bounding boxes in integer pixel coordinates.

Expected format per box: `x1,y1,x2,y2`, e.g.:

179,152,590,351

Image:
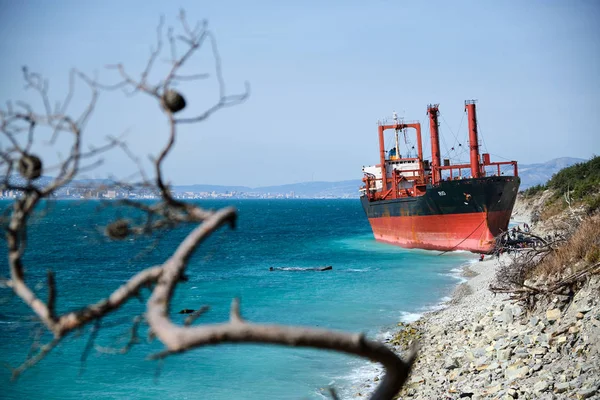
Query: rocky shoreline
353,254,600,399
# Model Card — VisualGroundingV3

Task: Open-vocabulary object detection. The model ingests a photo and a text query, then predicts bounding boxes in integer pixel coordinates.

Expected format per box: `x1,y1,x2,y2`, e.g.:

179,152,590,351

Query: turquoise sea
0,199,474,399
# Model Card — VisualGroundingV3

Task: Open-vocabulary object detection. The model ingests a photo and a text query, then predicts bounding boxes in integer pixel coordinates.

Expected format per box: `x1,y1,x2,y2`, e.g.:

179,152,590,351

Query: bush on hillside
522,184,546,197
546,156,600,201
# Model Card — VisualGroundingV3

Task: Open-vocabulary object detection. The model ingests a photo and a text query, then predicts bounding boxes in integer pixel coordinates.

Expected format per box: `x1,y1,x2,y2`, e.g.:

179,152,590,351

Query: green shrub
585,194,600,214
523,184,546,197
547,156,600,199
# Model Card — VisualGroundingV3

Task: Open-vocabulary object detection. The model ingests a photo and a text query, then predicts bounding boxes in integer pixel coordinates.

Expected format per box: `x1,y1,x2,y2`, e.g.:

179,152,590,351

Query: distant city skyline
1,1,598,186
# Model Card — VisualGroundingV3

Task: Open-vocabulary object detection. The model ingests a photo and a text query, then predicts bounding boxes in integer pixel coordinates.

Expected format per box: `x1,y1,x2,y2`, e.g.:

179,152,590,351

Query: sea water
0,199,473,399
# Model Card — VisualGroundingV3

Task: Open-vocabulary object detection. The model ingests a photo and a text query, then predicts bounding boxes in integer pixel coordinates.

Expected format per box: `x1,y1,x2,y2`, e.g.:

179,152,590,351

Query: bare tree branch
9,337,62,381
184,306,210,326
1,11,415,399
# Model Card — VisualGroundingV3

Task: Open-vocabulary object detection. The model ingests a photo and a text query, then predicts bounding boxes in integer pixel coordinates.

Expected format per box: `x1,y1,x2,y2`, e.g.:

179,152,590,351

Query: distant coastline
0,157,586,201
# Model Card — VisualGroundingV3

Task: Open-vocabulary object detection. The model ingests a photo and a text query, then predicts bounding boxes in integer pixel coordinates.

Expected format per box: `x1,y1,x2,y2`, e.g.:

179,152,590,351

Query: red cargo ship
360,101,520,253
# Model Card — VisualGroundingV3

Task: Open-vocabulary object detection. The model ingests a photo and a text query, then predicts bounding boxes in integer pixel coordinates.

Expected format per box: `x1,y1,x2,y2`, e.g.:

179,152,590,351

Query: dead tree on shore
0,11,414,399
490,216,600,309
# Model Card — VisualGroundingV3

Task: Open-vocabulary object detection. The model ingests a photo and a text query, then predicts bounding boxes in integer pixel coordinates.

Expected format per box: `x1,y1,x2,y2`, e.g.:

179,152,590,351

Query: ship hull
360,176,520,253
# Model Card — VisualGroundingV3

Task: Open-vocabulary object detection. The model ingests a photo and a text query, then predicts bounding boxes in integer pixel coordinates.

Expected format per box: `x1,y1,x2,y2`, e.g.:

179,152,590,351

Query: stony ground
353,255,600,399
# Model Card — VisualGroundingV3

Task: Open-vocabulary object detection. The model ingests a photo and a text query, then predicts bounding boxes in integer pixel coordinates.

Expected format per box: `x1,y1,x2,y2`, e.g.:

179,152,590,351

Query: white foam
334,361,382,399
425,302,449,313
442,264,471,283
375,330,394,341
441,271,468,283
399,311,423,323
450,250,469,254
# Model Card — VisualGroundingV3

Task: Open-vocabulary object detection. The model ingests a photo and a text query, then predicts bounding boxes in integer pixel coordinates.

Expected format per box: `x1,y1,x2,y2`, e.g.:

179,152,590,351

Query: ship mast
427,104,441,184
465,100,482,179
393,111,400,159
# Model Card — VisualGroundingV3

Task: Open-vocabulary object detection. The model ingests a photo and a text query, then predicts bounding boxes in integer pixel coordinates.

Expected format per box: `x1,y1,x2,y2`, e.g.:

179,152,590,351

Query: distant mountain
172,180,363,198
518,157,586,190
189,157,585,197
252,180,362,198
5,157,586,198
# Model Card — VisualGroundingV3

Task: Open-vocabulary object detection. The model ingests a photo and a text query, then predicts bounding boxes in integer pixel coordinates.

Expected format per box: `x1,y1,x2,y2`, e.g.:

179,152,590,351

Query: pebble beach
354,233,600,399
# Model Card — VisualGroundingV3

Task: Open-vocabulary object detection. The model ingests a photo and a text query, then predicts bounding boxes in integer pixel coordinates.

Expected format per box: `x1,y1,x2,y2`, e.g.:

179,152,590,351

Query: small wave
441,271,468,283
399,311,422,323
375,330,394,342
442,265,470,283
333,362,382,399
425,302,449,313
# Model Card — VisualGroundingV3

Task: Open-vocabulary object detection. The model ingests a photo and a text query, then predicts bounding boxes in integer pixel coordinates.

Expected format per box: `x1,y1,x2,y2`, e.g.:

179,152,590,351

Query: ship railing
363,173,428,201
390,168,422,176
377,119,420,126
433,160,518,181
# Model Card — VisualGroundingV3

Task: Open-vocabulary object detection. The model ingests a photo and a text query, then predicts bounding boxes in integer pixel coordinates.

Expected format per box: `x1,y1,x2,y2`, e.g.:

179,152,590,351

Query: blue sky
1,0,598,186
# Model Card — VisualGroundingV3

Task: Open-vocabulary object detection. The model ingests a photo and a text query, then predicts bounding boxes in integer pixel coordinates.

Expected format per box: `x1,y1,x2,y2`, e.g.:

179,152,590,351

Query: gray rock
576,302,593,314
576,385,598,399
443,356,459,370
581,363,595,373
553,382,570,393
505,365,529,380
532,347,548,357
484,383,502,396
538,333,550,346
533,380,549,392
512,305,524,318
502,307,514,324
498,348,512,361
546,308,561,322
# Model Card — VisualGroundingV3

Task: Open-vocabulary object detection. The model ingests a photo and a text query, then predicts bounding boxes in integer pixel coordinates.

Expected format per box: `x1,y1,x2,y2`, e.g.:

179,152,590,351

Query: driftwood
269,266,333,271
490,216,600,306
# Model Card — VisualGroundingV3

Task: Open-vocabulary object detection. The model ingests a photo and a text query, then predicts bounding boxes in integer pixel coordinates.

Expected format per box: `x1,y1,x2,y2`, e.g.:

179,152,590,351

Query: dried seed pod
161,90,186,113
105,219,130,240
18,154,43,180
